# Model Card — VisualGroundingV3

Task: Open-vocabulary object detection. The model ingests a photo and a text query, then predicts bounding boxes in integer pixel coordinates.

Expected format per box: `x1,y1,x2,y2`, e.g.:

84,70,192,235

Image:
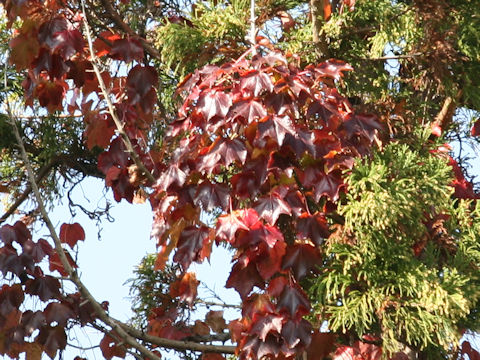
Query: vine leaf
59,223,85,249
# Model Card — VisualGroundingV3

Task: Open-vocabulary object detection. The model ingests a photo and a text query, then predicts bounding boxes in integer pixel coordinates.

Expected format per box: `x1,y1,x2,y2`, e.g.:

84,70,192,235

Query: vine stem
80,0,156,185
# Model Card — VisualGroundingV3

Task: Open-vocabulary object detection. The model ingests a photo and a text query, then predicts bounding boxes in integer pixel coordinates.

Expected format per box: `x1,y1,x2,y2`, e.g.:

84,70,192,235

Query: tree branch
0,158,56,224
433,89,463,131
81,4,156,185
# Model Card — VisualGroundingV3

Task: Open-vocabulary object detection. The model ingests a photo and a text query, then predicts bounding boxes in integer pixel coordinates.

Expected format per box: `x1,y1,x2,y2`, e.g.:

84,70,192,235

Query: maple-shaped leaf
282,244,322,280
205,310,227,333
59,223,85,248
296,212,330,246
156,164,187,191
25,275,61,301
21,310,47,336
281,318,312,348
313,59,353,80
99,333,127,360
216,210,250,243
36,325,67,359
254,239,286,280
44,302,75,327
84,113,115,150
250,314,283,341
197,90,232,121
240,70,274,96
277,284,310,318
357,339,382,360
257,115,296,147
173,226,211,270
284,129,316,158
208,137,248,167
93,31,122,57
48,251,78,276
126,65,158,113
236,221,284,249
343,113,381,142
52,28,84,59
226,261,265,299
109,37,144,62
306,331,336,359
254,190,292,225
169,272,199,306
195,181,230,212
227,98,267,123
38,17,68,48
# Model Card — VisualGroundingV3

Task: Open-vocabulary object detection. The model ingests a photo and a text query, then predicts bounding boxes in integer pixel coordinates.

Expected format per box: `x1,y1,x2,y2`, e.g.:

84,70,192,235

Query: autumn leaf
109,37,144,62
59,223,85,248
205,310,227,333
197,90,232,121
99,333,127,360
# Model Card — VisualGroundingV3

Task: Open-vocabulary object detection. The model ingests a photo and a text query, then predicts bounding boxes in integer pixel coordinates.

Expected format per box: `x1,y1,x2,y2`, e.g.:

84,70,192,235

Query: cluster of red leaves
149,50,382,359
0,221,108,359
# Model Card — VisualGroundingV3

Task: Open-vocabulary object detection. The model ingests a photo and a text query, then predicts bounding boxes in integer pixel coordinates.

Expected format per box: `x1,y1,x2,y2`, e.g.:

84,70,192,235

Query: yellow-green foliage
310,133,480,358
154,0,249,76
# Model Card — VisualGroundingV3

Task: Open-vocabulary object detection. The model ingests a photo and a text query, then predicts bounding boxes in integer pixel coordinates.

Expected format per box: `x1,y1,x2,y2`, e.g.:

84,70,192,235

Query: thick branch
81,7,156,185
310,0,330,59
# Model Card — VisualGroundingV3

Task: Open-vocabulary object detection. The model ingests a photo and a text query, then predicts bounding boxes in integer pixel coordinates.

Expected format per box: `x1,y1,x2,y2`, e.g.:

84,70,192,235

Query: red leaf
169,272,199,306
343,113,381,142
48,251,78,276
94,31,122,57
0,284,24,317
257,115,296,146
197,90,232,121
84,113,116,150
226,261,265,299
59,223,85,248
254,239,286,280
25,275,61,301
126,65,158,113
0,244,23,276
36,325,67,359
216,210,250,243
228,98,267,123
52,28,84,59
208,137,248,167
471,119,480,136
34,80,67,112
173,226,211,270
99,333,127,360
282,244,322,280
9,33,40,70
281,318,312,348
240,70,274,96
194,181,230,211
110,37,144,62
22,238,53,263
314,59,353,80
156,164,187,191
44,302,76,327
251,314,283,341
205,310,227,333
277,284,310,318
296,212,330,246
306,331,336,359
254,190,292,225
21,310,47,336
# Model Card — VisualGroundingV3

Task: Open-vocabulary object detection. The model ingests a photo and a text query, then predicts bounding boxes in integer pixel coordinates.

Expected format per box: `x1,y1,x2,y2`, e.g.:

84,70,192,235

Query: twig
0,158,56,224
81,2,156,185
249,0,256,53
433,89,463,131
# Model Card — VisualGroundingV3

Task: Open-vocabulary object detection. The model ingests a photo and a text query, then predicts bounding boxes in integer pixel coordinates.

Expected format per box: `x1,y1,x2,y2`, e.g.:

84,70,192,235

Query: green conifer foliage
310,131,480,358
